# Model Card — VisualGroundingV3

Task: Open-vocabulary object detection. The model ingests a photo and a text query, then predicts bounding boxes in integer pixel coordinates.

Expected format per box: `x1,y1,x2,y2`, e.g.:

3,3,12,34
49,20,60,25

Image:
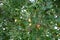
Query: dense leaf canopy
0,0,60,40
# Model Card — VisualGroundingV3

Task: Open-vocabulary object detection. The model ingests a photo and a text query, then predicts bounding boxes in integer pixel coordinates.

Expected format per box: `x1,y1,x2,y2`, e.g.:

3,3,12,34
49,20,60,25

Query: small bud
20,16,23,19
21,9,26,12
28,18,31,22
3,28,5,30
15,19,17,22
21,6,25,9
29,23,32,26
55,15,58,18
27,32,30,34
54,26,58,29
46,35,49,37
15,8,19,11
0,3,3,6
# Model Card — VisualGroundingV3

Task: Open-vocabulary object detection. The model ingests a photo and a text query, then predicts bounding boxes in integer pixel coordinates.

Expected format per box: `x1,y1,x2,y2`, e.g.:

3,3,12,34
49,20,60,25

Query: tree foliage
0,0,60,40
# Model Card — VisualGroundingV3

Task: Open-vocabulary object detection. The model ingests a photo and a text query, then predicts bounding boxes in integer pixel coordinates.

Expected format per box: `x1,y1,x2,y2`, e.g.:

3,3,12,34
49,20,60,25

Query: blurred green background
0,0,60,40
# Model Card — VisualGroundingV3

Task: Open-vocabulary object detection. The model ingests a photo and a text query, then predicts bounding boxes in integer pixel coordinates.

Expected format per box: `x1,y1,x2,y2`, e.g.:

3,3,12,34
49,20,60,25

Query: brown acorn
36,24,41,29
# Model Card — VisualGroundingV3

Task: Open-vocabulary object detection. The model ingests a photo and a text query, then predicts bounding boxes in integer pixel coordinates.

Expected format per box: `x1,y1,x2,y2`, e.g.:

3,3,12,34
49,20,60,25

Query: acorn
36,24,41,29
